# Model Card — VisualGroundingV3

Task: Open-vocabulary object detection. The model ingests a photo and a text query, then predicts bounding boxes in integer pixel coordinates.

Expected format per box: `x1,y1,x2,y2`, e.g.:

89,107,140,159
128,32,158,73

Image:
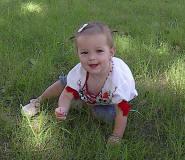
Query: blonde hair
67,22,114,48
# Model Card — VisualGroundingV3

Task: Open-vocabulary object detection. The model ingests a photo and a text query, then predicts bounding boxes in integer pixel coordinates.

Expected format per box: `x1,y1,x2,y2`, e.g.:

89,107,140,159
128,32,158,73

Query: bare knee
38,80,64,102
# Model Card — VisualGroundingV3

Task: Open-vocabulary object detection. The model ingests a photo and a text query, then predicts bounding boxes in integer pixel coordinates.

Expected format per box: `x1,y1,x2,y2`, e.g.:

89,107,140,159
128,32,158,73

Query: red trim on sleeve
118,101,131,116
65,86,79,100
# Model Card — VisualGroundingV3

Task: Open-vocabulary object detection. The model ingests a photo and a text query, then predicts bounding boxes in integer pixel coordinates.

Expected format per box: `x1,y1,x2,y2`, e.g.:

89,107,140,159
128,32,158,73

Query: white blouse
66,57,138,105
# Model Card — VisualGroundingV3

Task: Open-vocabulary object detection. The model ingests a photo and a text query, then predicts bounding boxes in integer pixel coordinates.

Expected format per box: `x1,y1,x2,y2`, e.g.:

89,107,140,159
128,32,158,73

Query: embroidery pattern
79,84,112,104
77,60,118,104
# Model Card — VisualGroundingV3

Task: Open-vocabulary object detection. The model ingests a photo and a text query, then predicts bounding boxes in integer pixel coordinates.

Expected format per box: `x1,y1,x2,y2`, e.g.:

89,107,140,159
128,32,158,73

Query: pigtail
66,35,75,42
111,30,128,36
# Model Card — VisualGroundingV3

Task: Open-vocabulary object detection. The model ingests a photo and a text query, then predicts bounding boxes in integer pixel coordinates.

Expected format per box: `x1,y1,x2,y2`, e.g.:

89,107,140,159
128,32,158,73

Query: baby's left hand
107,134,121,145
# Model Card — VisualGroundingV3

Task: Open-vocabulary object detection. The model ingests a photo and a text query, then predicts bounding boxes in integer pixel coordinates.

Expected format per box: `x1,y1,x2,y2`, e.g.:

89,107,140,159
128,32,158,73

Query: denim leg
59,75,67,88
92,104,115,123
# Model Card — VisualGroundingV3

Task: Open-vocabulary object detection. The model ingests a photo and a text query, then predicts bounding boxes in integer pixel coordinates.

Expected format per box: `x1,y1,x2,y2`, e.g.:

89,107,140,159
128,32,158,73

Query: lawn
0,0,184,159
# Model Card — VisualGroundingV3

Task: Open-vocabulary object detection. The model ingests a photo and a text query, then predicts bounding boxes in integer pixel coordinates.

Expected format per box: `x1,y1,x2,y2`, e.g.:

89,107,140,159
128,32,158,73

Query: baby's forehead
76,33,109,46
76,32,107,38
76,33,110,44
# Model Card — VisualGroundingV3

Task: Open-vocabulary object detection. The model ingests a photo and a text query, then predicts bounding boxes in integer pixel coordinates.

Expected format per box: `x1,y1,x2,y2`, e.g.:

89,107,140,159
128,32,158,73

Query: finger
55,108,63,115
56,115,66,120
55,110,61,116
55,111,67,117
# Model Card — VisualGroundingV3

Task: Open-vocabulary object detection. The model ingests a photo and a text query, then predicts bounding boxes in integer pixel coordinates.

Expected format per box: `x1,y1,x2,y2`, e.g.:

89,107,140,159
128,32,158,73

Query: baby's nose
88,52,96,60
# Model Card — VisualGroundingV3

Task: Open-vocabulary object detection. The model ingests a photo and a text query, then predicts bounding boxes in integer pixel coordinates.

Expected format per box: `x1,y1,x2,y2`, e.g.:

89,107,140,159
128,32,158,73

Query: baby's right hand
55,107,67,120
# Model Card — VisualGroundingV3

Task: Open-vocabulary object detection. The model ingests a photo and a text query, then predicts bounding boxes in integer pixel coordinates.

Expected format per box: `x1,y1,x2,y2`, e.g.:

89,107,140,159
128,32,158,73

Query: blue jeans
59,75,115,123
92,104,115,123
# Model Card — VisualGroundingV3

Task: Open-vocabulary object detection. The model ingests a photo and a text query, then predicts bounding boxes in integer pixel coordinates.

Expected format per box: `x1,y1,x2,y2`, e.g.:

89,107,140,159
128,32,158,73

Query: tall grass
0,0,184,159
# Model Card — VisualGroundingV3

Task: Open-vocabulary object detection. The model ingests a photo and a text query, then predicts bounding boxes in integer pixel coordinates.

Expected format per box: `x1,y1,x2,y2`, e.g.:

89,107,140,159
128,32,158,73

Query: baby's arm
108,105,127,144
55,88,74,120
113,105,127,137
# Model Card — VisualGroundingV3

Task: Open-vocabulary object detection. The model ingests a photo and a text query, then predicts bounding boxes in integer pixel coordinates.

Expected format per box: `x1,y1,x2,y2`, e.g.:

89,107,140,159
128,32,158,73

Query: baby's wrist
58,106,68,114
113,130,123,138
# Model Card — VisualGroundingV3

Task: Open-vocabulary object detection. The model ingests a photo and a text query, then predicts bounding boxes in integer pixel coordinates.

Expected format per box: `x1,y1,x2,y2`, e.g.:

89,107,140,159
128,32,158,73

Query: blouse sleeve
111,57,138,104
65,86,79,100
66,63,82,92
113,82,136,116
110,58,138,116
66,63,86,99
117,100,131,116
111,77,138,104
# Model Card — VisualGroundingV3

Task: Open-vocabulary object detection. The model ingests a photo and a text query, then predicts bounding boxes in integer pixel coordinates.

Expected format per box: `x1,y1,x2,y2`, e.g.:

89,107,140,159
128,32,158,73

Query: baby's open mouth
89,64,99,68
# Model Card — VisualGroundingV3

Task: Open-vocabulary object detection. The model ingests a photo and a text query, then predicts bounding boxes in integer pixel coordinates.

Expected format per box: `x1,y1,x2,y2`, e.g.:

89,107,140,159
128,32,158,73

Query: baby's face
76,33,115,76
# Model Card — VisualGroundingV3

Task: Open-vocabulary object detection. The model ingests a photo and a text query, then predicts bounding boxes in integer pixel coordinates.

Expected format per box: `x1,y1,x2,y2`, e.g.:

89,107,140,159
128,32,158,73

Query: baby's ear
110,47,116,56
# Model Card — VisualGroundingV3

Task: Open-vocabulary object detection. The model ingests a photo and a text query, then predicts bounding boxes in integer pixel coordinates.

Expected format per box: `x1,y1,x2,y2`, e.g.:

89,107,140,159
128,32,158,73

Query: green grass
0,0,184,159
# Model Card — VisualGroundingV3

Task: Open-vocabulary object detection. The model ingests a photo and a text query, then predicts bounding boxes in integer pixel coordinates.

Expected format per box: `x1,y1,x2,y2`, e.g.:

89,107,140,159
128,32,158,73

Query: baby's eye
96,49,104,53
80,51,88,55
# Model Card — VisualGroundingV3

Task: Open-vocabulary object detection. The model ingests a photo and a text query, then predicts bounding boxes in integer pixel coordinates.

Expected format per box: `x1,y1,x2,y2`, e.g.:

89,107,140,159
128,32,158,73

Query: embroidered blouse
65,57,138,115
